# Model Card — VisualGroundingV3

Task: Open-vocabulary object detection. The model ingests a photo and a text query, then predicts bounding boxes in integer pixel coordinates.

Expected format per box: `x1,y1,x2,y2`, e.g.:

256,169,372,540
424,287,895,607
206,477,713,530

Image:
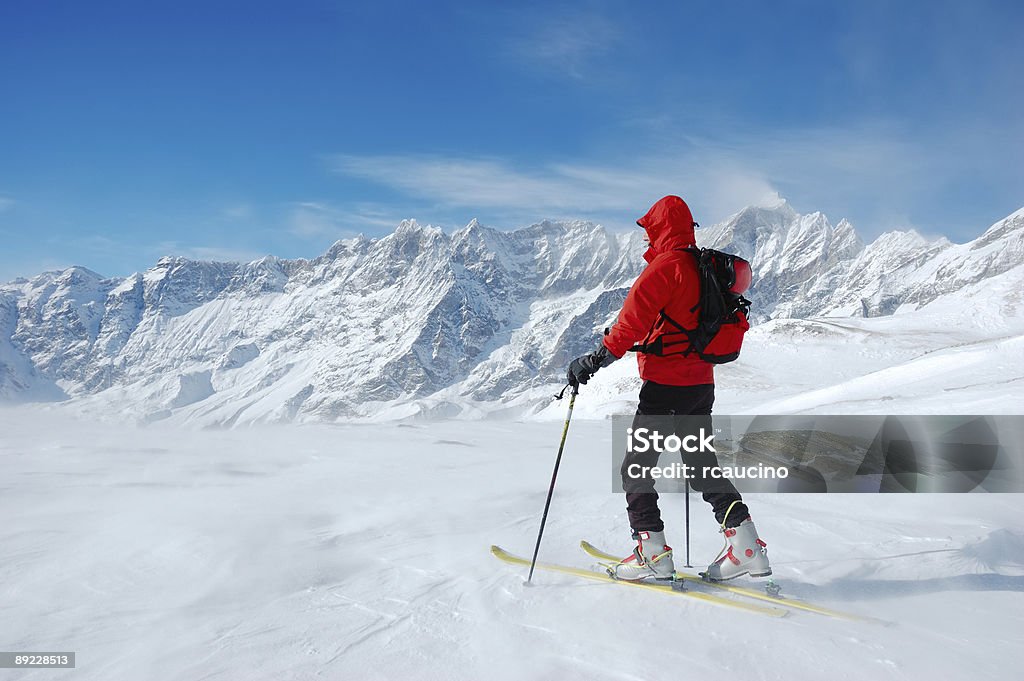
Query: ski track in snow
1,412,1022,680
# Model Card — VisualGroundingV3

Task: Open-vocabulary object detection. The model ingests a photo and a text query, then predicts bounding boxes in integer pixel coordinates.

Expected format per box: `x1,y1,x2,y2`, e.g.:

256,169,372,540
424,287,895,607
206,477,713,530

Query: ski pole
527,382,579,583
684,478,693,568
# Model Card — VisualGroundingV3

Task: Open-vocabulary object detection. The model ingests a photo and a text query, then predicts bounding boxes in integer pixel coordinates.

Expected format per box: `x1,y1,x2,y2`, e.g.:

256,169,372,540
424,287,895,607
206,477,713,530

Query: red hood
637,195,696,262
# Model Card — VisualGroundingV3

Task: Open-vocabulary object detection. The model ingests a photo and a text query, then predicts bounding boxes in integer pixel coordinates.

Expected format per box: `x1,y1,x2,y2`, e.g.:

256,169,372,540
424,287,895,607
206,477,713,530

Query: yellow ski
580,540,878,623
491,545,787,618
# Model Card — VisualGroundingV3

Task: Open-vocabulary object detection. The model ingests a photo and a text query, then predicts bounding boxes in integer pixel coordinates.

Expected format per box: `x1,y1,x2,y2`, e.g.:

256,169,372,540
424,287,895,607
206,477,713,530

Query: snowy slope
562,260,1024,420
1,203,1022,423
0,288,66,401
1,410,1021,680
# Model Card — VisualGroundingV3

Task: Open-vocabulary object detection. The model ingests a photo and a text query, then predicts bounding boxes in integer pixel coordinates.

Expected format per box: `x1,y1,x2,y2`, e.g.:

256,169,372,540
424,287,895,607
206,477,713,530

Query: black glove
566,345,617,387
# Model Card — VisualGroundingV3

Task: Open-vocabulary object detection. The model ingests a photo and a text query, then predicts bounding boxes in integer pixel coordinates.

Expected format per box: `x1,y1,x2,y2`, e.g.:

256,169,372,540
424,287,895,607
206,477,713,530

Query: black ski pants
620,381,749,532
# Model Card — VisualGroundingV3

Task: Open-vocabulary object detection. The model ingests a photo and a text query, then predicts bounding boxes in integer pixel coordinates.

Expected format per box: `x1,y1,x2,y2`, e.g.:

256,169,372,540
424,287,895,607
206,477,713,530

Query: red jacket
602,195,714,386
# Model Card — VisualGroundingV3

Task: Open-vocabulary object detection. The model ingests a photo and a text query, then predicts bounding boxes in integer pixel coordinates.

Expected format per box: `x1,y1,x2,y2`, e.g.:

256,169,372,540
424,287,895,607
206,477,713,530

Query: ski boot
610,530,675,581
703,516,772,581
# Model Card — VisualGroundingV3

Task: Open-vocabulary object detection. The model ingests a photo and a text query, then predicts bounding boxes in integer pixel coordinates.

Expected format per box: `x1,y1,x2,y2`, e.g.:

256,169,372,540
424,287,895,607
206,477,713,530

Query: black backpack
629,248,752,364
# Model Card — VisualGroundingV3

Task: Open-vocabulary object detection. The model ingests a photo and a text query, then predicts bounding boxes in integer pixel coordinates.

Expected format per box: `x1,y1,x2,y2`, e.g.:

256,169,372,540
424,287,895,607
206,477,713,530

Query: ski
580,540,875,622
491,545,787,617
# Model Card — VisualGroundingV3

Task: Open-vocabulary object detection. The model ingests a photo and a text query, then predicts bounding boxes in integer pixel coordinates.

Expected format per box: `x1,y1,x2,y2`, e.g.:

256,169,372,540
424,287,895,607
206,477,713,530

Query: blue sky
1,0,1022,281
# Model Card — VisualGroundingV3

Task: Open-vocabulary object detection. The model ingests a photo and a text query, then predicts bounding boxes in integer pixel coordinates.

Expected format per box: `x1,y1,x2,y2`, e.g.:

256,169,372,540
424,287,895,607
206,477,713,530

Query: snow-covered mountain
700,201,1024,319
1,202,1022,423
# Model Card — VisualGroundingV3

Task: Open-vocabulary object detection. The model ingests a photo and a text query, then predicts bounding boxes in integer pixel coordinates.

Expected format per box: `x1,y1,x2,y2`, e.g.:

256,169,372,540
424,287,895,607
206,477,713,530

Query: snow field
2,411,1022,680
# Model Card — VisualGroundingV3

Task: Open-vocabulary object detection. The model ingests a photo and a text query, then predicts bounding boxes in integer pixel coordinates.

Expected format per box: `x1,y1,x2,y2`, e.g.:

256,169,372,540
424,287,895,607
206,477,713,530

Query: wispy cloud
289,202,338,238
328,115,1022,240
328,151,779,227
152,241,267,264
507,12,621,80
330,155,620,212
220,203,253,221
0,196,15,212
697,120,1023,237
285,201,386,239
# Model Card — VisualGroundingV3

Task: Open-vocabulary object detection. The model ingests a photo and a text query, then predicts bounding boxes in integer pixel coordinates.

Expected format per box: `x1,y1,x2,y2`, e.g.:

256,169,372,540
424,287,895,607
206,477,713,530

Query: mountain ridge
2,201,1021,422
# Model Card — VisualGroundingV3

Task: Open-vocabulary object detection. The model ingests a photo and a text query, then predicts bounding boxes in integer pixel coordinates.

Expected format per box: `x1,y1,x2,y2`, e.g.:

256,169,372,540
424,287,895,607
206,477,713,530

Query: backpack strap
628,309,698,356
628,249,704,356
658,309,690,333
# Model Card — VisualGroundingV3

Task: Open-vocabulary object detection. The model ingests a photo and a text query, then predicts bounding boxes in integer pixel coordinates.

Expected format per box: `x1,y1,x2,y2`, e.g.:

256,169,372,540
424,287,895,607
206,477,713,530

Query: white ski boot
704,517,771,581
611,530,675,581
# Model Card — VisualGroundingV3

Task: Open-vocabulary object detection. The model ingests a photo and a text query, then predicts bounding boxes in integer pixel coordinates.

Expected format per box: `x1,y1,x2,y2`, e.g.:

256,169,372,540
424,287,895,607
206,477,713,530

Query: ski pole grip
554,382,575,400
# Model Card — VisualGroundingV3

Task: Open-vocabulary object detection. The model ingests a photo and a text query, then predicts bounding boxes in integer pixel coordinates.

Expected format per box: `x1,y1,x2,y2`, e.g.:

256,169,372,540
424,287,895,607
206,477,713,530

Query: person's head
637,195,697,253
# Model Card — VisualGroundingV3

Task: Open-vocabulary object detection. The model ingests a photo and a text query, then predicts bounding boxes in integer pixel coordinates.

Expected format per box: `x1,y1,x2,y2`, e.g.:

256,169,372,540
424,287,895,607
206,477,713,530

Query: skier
566,195,771,582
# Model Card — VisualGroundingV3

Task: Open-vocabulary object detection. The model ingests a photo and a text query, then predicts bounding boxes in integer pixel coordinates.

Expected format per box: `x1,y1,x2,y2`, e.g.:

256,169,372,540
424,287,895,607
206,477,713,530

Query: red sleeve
603,256,677,358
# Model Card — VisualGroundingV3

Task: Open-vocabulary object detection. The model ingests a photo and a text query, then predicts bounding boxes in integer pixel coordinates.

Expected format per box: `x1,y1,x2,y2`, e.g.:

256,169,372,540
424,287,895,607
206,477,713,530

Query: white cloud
688,123,1011,238
0,196,15,212
328,152,779,228
328,117,1022,239
288,202,338,238
286,201,383,238
330,155,614,211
